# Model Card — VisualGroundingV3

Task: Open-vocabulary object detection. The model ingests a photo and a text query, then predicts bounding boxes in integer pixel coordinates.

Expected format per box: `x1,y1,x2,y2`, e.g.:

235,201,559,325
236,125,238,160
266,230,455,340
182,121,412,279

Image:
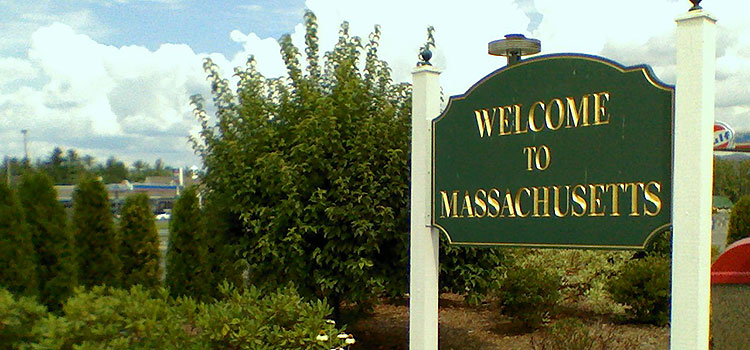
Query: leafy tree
727,195,750,245
0,181,38,296
119,193,161,288
191,11,412,314
18,170,77,310
166,186,209,299
73,174,121,287
95,156,129,183
714,157,740,202
192,12,501,314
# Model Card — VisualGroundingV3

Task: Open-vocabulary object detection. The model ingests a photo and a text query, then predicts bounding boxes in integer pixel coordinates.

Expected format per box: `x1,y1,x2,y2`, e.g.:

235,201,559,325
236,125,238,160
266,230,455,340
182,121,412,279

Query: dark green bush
119,193,161,288
727,195,750,245
23,284,351,350
72,174,121,288
202,193,246,298
440,237,508,305
166,186,209,299
606,255,671,325
31,286,195,350
0,288,48,350
0,181,38,297
18,170,77,311
644,230,671,257
495,263,562,330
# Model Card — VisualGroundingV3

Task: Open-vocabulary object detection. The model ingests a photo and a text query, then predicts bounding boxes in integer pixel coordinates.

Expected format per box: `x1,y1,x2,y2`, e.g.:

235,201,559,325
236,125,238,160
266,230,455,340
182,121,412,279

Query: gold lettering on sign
440,190,459,218
474,108,495,137
471,91,611,138
438,181,664,220
593,92,611,125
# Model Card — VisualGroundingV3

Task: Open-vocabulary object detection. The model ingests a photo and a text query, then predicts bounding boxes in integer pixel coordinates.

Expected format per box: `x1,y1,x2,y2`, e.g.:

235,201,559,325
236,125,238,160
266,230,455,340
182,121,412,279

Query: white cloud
238,5,263,12
0,57,38,86
1,22,210,165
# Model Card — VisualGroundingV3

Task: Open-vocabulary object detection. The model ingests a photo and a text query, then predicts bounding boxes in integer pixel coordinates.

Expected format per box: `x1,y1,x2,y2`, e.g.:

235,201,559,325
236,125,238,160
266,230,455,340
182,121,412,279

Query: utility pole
5,157,10,185
21,129,28,162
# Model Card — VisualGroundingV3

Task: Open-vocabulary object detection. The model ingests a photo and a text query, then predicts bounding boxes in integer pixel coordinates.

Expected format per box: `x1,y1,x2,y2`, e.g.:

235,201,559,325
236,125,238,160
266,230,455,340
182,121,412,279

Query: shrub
0,181,38,297
119,193,161,288
72,174,121,287
18,170,77,311
727,195,750,245
439,238,508,305
529,318,637,350
495,262,562,330
197,284,352,350
606,255,671,325
513,249,630,314
644,229,672,257
166,186,209,299
0,288,48,350
30,286,200,350
25,284,352,350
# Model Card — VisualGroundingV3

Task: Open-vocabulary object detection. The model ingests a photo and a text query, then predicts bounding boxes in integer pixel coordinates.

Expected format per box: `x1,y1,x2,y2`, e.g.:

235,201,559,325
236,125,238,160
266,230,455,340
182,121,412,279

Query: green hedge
3,285,353,350
606,255,671,326
0,288,48,350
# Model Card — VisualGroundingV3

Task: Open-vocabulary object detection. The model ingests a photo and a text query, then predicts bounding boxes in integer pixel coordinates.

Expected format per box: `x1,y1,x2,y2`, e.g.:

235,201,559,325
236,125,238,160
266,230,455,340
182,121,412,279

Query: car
155,212,171,220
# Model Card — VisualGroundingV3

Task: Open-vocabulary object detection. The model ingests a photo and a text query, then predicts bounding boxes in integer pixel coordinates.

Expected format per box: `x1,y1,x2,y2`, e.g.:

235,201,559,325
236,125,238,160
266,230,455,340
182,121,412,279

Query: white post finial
672,8,716,350
410,64,441,350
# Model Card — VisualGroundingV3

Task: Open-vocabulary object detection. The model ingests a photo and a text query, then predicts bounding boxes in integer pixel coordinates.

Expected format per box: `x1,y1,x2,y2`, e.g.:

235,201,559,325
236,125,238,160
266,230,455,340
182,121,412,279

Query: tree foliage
202,191,246,298
119,193,161,289
166,186,209,299
73,174,121,288
191,11,412,311
727,195,750,245
713,156,750,203
191,11,507,312
0,181,38,297
18,170,77,310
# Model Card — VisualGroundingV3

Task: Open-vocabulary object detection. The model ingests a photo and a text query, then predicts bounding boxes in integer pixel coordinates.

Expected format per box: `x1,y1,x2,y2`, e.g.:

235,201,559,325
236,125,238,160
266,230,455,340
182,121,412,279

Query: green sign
432,54,673,248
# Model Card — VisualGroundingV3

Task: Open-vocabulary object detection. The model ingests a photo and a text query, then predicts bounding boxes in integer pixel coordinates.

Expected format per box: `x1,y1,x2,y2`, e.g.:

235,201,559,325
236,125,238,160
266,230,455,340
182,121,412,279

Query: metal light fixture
488,34,541,66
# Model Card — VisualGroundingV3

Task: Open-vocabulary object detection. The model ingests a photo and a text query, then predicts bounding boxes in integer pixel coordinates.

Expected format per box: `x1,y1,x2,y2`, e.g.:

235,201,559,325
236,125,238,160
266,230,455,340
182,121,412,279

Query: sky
1,0,748,168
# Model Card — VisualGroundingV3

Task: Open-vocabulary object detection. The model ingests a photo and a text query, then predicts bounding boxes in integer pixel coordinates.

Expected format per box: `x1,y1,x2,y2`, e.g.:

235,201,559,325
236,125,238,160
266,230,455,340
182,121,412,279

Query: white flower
316,332,329,341
337,333,348,339
345,335,356,345
325,319,336,325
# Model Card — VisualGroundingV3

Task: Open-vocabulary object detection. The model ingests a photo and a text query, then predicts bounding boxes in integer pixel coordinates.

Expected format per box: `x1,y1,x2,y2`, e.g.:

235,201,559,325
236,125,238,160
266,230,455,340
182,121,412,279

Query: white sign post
672,7,716,350
409,64,441,350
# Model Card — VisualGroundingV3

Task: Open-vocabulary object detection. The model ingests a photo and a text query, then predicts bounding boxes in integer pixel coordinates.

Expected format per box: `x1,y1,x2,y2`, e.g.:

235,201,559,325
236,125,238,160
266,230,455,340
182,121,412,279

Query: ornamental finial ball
689,0,702,11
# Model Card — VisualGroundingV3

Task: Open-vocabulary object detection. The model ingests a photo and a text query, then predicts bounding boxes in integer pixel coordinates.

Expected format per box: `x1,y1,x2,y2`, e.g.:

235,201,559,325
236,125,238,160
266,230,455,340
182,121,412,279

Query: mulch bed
346,294,670,350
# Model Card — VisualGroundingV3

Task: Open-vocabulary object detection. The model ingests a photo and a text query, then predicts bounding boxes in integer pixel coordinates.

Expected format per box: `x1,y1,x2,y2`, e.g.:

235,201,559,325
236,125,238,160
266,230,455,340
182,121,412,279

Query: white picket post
672,8,716,350
409,64,441,350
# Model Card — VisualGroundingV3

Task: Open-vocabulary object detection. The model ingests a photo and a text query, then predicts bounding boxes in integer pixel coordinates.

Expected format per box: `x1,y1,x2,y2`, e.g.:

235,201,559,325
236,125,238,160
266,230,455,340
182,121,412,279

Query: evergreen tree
119,193,161,288
166,186,209,299
73,174,121,287
18,171,77,310
203,192,246,298
727,195,750,245
0,181,38,296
